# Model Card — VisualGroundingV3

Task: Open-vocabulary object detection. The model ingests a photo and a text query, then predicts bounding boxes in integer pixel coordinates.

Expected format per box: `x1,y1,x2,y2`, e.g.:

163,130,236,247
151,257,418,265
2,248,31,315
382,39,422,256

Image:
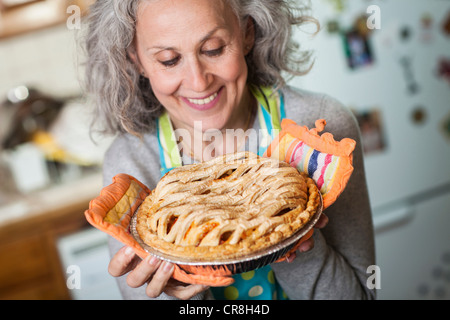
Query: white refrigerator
290,0,450,299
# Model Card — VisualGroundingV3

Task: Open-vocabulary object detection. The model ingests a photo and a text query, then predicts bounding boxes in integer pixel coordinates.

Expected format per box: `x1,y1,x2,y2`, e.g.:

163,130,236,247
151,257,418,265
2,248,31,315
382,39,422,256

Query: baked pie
136,152,320,261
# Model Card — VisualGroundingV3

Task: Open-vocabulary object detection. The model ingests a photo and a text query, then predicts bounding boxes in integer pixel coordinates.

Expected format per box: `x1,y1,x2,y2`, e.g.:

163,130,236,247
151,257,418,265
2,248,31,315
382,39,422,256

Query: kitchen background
0,0,449,300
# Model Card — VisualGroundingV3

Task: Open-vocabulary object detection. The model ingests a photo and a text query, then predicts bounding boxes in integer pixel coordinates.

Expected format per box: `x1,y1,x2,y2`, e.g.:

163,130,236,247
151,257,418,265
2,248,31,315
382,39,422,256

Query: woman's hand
286,213,329,262
109,213,329,296
108,246,209,300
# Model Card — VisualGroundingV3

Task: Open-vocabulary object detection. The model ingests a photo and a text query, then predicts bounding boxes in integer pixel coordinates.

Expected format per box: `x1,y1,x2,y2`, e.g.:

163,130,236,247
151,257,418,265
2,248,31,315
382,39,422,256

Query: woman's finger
126,255,162,288
108,246,140,277
145,261,175,298
298,237,315,253
164,281,210,300
314,213,329,229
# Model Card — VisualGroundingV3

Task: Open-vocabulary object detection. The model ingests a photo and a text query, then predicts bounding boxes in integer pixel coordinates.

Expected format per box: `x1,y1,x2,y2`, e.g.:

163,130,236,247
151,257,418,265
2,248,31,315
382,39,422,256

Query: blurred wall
0,24,82,100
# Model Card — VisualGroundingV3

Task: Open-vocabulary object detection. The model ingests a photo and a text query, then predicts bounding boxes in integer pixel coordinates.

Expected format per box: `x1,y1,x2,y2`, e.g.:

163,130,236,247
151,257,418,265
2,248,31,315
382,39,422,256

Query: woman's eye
203,46,225,57
160,56,180,67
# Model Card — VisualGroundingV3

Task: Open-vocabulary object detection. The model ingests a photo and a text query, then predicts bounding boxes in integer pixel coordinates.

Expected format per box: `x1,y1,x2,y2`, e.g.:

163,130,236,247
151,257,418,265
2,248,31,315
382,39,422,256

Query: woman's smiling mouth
182,87,223,111
187,91,218,105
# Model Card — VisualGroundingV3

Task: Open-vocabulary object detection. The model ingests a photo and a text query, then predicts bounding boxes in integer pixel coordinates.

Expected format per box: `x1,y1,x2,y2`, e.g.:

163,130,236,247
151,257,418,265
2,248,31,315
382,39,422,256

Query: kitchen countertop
0,172,102,228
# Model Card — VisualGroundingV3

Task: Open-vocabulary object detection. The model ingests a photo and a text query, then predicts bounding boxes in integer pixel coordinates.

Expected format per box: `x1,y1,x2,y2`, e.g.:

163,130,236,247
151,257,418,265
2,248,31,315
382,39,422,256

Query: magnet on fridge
351,108,387,155
399,56,420,95
436,57,450,85
411,106,427,126
326,20,341,34
400,26,413,42
343,29,374,70
420,13,434,43
441,113,450,142
354,14,373,38
421,13,433,29
442,11,450,37
326,0,347,13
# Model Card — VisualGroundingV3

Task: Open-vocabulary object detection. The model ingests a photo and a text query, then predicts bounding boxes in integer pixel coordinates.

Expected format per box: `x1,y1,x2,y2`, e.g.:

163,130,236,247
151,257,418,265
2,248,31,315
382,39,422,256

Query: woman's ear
243,17,255,55
127,46,146,77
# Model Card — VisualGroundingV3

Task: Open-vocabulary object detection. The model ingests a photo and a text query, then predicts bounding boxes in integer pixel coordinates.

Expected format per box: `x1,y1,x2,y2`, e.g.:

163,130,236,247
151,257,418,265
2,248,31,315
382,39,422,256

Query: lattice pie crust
136,152,320,261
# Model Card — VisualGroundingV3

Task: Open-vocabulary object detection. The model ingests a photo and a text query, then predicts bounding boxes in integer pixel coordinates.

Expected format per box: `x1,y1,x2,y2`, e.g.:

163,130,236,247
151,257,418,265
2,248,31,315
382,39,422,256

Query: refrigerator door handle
373,202,415,234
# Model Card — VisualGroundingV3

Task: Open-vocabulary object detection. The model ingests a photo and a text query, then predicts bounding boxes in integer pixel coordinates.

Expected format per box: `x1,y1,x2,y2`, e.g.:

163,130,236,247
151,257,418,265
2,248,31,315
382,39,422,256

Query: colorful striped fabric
251,86,284,156
157,112,182,177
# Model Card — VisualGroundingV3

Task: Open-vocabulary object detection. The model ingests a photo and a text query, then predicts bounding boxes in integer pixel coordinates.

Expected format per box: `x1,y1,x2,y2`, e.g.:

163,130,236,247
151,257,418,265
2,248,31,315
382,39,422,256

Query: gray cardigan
103,86,376,300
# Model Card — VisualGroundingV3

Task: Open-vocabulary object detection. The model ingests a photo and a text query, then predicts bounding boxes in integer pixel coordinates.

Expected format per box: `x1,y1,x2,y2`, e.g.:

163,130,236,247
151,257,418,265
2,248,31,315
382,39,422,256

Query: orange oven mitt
84,174,236,287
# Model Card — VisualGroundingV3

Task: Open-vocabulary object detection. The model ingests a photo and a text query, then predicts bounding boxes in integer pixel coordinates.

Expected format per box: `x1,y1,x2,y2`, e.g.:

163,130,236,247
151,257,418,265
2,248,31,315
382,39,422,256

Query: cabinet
0,0,93,40
0,192,90,299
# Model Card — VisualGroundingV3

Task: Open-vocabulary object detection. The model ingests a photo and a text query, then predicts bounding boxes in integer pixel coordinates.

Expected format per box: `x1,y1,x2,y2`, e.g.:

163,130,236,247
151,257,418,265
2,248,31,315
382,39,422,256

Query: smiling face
133,0,254,133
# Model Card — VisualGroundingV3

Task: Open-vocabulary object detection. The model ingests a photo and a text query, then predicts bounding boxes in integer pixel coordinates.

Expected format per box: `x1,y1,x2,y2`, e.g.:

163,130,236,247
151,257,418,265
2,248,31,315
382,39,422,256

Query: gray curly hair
83,0,318,136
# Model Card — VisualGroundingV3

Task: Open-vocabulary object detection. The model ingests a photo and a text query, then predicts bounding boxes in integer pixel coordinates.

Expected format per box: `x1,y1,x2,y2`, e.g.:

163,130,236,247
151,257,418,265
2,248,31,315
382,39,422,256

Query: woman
84,0,376,300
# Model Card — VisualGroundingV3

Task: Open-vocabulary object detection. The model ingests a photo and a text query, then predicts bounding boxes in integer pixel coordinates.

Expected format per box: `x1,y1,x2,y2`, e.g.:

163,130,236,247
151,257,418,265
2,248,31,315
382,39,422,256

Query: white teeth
188,92,218,105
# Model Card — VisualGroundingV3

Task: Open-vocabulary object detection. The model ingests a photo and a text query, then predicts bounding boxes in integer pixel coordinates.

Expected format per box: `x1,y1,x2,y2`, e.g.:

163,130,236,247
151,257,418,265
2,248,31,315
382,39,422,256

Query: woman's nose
183,57,212,92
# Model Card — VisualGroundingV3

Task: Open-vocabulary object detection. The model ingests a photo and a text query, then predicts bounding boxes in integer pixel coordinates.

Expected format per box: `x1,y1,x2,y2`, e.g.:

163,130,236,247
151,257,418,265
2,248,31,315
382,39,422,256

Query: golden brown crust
136,152,320,261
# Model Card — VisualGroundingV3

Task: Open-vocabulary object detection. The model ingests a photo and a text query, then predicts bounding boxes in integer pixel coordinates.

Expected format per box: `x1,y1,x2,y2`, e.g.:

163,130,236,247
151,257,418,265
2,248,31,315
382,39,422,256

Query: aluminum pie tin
130,193,323,275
